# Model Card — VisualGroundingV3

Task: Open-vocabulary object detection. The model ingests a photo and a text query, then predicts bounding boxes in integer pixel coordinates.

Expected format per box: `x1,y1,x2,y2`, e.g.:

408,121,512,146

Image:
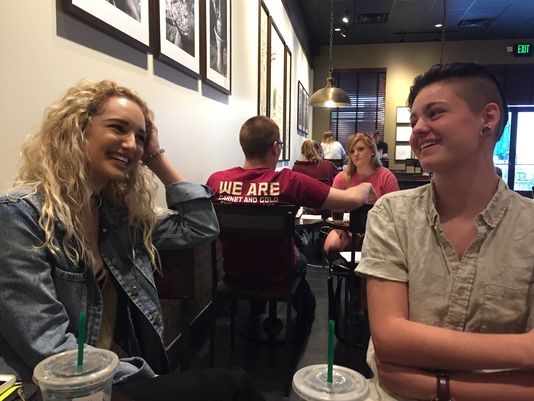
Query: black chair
404,158,422,174
209,203,303,395
326,204,372,345
327,158,345,170
154,248,196,371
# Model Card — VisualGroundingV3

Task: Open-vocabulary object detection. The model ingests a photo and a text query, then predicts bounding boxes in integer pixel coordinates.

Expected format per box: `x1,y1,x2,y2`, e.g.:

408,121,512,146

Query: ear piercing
480,125,492,137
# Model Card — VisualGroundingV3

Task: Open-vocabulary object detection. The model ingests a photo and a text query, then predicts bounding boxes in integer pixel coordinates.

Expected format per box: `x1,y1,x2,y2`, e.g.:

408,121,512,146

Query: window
494,106,534,194
329,69,386,147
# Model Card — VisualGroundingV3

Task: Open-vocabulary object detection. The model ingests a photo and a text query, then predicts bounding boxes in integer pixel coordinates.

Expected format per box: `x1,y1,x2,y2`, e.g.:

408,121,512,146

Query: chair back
212,203,297,287
404,158,422,173
347,204,373,264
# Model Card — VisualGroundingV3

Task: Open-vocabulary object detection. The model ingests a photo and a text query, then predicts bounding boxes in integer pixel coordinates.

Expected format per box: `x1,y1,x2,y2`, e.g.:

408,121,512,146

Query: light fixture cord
440,0,447,64
327,0,334,82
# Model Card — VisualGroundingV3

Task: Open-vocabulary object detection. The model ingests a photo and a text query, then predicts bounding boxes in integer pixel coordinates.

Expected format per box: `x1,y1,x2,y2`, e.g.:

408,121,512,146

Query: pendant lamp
309,0,351,107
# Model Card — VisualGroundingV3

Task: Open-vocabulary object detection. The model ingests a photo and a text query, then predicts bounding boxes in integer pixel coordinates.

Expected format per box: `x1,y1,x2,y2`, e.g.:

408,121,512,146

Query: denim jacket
0,182,219,383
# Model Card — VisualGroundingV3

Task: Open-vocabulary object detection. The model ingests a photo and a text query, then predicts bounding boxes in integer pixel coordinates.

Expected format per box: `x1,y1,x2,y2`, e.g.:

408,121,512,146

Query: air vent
457,18,493,29
358,13,389,24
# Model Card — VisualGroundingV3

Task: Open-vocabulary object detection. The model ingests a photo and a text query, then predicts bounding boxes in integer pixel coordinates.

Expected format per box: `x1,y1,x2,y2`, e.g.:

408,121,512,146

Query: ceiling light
342,10,349,24
334,27,341,32
434,23,443,28
309,0,351,108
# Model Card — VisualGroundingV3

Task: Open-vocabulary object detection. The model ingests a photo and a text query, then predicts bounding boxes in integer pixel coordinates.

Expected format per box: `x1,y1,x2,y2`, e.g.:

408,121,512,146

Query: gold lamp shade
309,0,351,108
309,76,351,107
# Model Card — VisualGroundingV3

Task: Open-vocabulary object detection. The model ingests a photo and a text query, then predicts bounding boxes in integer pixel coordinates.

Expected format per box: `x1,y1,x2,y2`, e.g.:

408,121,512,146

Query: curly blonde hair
343,132,382,186
13,79,159,271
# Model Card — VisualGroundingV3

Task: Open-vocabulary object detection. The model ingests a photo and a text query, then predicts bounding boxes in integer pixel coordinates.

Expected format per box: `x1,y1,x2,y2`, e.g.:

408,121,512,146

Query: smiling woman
359,63,534,401
85,96,147,191
0,80,264,400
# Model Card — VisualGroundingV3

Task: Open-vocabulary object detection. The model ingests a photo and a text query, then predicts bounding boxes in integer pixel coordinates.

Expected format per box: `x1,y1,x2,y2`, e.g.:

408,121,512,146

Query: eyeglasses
275,141,284,150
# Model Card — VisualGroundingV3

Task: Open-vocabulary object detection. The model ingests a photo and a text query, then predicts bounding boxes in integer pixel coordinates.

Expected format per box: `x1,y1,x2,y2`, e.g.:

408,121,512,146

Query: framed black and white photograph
151,0,200,78
269,21,290,160
202,0,231,94
284,48,292,160
395,144,413,161
62,0,150,51
297,81,309,135
395,125,411,141
396,106,411,124
257,1,270,115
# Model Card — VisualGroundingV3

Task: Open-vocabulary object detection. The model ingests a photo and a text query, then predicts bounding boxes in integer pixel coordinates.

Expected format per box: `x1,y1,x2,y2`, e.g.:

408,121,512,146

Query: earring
480,125,491,137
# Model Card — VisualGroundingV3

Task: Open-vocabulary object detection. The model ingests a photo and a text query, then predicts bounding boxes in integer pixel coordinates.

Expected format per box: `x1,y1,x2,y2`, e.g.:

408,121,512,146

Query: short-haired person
323,133,399,258
359,63,534,400
372,131,389,159
292,139,338,186
0,80,265,401
206,116,376,328
321,130,346,162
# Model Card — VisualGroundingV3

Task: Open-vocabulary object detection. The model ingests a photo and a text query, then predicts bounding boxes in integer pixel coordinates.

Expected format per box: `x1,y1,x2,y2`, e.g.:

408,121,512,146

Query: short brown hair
407,63,508,142
239,116,280,158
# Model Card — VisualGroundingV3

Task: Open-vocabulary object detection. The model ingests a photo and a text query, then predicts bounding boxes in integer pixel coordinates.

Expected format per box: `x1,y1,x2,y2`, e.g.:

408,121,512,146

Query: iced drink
293,364,369,401
33,348,118,401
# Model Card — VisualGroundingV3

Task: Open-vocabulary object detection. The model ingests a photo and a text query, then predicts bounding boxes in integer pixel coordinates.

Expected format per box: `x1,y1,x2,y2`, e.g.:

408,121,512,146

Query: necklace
92,194,102,209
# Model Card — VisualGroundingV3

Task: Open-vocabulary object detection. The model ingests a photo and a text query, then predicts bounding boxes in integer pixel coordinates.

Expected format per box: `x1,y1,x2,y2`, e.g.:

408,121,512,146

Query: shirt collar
425,178,511,229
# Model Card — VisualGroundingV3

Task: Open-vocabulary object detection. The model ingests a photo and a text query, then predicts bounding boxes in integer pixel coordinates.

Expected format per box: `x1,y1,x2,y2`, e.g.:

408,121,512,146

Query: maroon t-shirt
206,167,330,286
292,159,338,186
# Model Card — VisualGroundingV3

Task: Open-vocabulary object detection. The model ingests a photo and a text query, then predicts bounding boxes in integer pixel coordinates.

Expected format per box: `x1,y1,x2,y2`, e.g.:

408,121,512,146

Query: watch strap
434,371,451,401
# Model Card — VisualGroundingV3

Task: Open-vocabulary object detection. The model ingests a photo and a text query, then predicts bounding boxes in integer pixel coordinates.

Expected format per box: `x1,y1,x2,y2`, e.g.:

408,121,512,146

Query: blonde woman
292,139,338,186
320,131,346,162
0,80,264,400
324,132,399,257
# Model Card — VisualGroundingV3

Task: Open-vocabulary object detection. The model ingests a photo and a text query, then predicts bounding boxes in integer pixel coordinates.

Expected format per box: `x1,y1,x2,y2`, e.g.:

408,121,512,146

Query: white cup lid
293,364,369,401
33,348,119,390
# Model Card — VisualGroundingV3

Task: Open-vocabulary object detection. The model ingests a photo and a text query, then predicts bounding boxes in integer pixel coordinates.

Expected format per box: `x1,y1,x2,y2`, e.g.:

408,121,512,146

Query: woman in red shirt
324,133,399,257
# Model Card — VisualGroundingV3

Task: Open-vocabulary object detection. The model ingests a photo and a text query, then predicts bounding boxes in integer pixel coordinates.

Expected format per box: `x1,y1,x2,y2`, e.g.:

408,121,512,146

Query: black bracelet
433,371,451,401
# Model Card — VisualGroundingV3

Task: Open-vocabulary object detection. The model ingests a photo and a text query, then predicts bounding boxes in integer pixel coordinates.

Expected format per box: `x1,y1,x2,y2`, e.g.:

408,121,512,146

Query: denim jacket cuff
165,182,214,206
113,357,156,384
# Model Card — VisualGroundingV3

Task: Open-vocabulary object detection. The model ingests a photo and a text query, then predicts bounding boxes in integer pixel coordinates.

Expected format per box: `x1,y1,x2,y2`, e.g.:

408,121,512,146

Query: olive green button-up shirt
358,179,534,400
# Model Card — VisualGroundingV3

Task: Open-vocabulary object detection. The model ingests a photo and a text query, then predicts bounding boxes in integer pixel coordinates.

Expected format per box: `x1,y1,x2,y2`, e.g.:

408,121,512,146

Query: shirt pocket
478,283,529,333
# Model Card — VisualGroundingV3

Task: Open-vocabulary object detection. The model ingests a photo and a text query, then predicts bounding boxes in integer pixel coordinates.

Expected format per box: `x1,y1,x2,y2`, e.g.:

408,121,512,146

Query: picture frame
284,48,292,160
201,0,232,94
257,1,270,115
395,144,413,160
297,81,309,135
396,106,411,124
150,0,200,78
62,0,150,51
395,125,412,141
269,21,290,161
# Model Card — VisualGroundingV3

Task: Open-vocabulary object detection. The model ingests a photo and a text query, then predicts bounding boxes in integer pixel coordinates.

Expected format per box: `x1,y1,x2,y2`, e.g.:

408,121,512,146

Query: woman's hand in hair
143,118,161,159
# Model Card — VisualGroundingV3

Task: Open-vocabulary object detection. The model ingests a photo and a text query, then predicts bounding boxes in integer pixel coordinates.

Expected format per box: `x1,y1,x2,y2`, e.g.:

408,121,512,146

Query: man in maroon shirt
207,116,375,326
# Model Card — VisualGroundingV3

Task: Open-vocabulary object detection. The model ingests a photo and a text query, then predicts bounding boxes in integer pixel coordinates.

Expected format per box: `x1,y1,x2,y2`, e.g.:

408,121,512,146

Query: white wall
0,0,312,204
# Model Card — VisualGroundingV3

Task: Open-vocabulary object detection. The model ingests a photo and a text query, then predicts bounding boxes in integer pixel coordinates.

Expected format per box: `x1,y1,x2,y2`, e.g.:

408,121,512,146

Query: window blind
329,69,386,148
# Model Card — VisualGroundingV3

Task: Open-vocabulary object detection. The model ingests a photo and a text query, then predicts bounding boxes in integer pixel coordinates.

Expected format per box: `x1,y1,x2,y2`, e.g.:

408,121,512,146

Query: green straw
327,319,335,383
77,311,86,369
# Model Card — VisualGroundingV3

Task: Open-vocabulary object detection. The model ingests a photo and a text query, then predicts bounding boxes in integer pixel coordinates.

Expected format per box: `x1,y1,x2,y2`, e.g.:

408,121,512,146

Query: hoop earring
480,125,491,137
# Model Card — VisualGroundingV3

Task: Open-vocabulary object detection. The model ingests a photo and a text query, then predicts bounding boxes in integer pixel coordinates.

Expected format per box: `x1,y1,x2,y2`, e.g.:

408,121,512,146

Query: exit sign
514,43,532,57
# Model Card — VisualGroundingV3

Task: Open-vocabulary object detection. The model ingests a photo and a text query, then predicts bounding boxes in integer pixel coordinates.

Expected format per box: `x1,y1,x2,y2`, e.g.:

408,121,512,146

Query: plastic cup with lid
293,364,369,401
33,348,118,401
